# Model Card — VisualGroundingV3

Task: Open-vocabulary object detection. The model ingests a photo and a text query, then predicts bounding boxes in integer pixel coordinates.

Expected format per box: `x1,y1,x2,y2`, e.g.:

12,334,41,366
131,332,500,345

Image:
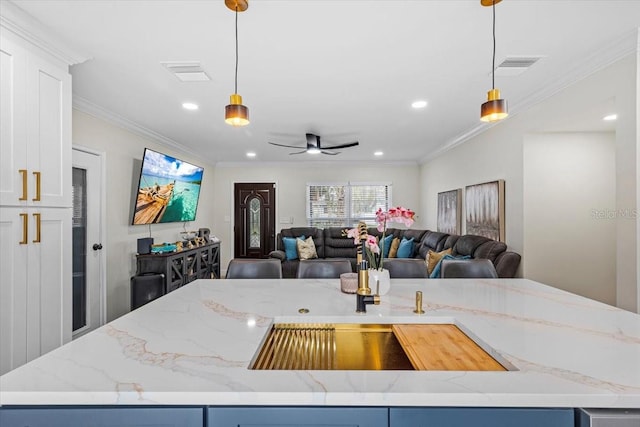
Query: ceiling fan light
225,94,249,126
480,90,508,122
307,148,321,154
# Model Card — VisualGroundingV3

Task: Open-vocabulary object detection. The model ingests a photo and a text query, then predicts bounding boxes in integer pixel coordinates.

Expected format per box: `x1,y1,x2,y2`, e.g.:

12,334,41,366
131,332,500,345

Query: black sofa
269,227,520,279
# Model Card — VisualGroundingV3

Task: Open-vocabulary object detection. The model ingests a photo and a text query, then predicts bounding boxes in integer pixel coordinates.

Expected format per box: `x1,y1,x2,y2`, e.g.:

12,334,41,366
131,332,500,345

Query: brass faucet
355,222,380,313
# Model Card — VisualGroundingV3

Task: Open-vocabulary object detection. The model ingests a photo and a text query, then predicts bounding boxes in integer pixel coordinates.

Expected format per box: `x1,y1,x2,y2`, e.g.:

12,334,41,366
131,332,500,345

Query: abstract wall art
465,180,505,241
437,189,462,235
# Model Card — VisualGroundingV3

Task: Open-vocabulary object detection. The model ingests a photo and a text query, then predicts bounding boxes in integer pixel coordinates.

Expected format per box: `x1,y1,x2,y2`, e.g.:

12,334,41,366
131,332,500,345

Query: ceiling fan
268,133,359,155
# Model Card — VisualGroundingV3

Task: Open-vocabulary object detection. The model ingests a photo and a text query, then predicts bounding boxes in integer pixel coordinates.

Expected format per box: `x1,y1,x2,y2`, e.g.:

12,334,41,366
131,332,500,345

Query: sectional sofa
268,227,521,279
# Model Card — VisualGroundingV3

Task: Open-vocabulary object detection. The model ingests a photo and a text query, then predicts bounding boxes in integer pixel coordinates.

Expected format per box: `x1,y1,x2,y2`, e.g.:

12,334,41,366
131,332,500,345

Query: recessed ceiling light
374,151,384,156
182,102,199,110
246,152,256,158
411,100,428,109
603,114,617,121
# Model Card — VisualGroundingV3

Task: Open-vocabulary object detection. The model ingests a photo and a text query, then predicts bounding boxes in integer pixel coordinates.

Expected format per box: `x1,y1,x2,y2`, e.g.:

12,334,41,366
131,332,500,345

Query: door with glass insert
72,149,103,337
233,183,276,258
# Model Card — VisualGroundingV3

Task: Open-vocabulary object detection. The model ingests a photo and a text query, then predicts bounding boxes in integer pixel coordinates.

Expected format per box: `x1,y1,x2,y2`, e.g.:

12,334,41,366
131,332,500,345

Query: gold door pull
19,169,28,201
32,213,41,243
32,171,41,202
19,213,28,244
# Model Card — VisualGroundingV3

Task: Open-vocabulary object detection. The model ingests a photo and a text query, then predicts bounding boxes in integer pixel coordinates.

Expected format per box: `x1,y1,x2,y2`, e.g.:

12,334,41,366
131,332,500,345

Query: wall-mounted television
132,148,204,225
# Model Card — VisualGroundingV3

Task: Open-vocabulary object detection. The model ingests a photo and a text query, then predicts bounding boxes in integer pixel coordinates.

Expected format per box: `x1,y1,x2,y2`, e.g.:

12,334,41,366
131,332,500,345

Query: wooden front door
233,183,276,258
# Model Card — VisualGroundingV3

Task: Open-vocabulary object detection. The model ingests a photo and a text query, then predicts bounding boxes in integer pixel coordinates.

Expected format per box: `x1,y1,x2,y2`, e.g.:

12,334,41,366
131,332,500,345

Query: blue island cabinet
208,407,388,427
389,407,575,427
0,406,204,427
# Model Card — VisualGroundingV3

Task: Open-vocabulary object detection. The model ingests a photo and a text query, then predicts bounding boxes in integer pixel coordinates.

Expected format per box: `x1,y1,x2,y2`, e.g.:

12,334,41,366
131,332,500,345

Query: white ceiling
7,0,638,165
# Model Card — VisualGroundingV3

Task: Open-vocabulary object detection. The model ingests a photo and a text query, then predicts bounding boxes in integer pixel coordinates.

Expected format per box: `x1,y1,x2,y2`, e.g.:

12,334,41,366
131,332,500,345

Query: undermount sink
250,323,508,371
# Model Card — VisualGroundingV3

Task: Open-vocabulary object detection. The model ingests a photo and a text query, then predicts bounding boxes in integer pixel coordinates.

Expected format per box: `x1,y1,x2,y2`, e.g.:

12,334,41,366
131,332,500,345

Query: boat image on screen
132,149,204,225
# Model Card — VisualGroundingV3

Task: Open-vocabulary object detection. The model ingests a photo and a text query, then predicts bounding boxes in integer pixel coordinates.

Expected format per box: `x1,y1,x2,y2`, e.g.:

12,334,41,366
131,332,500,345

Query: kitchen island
1,278,639,425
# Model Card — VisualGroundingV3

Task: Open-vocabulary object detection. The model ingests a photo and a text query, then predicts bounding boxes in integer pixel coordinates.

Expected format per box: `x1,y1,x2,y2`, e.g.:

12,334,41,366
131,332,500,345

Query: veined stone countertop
1,278,639,407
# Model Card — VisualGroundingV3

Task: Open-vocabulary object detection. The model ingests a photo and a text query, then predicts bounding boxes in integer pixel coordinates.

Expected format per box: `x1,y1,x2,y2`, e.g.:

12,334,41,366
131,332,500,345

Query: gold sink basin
250,323,507,371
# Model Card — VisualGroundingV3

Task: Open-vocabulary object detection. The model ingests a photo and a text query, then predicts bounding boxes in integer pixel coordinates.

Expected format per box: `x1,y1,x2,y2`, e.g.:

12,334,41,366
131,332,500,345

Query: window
307,182,392,227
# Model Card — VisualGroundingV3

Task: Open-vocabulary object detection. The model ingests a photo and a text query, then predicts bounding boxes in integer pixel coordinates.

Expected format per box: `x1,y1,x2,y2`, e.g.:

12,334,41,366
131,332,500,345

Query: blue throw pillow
283,235,305,260
396,237,415,258
381,234,394,258
429,254,471,278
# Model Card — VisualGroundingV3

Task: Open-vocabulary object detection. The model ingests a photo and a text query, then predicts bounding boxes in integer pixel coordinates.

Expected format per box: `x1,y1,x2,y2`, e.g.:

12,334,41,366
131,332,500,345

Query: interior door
234,183,276,258
71,148,104,338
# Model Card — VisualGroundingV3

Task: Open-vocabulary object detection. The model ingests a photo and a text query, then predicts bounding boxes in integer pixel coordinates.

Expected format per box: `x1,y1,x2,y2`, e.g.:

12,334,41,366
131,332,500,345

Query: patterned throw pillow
296,236,318,260
388,237,401,258
425,248,452,275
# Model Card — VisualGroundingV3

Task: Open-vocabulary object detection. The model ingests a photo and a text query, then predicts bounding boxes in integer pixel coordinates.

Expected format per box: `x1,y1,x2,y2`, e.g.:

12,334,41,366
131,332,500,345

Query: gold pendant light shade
480,89,508,122
225,94,249,127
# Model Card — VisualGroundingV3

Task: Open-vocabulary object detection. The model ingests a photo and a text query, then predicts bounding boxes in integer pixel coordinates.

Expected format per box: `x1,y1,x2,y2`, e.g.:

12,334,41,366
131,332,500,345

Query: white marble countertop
1,278,639,408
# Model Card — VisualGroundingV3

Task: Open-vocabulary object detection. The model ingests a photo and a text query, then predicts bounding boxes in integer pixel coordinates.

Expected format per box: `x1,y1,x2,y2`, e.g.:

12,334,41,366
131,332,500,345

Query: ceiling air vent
161,61,211,82
494,56,543,76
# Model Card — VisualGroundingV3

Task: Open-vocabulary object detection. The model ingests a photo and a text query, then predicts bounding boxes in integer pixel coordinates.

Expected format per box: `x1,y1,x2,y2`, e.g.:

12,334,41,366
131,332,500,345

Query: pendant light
225,0,249,126
480,0,508,122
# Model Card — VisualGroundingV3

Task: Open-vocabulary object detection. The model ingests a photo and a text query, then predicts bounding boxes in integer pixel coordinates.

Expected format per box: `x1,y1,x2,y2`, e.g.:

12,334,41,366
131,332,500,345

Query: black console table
135,242,220,293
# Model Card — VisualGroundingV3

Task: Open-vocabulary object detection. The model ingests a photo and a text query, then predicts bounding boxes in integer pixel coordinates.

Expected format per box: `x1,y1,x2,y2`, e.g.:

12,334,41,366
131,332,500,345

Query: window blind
307,182,391,227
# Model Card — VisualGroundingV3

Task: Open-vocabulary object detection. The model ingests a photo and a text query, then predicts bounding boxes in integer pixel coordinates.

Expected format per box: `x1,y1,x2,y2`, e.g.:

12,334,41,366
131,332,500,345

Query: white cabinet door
0,207,71,375
0,32,71,208
0,34,28,206
0,208,29,374
25,54,72,208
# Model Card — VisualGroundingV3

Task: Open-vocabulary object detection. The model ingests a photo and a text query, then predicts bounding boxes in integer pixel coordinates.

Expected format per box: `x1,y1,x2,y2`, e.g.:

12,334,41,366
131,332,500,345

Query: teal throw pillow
429,254,471,278
381,234,394,258
396,237,415,258
283,235,305,260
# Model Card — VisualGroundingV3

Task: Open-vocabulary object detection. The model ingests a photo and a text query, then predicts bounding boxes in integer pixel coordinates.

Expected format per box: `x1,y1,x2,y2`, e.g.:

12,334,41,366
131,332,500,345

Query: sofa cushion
451,234,490,257
426,248,452,275
283,235,304,260
417,231,450,259
388,237,401,257
396,237,415,258
297,236,318,260
278,227,324,258
381,234,394,258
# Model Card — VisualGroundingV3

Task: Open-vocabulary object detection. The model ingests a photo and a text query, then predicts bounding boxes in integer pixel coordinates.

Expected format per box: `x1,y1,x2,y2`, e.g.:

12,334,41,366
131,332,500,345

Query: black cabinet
135,242,220,293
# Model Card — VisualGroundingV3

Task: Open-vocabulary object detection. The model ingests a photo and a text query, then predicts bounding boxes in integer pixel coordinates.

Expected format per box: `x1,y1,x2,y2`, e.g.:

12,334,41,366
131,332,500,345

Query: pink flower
365,235,380,254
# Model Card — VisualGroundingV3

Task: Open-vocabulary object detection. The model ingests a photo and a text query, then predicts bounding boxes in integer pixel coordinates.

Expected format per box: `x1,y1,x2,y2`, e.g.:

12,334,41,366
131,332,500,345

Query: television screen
132,148,204,225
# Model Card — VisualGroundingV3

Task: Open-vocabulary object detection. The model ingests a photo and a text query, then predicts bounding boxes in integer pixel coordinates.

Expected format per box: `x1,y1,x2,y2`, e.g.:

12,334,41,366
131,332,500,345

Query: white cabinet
0,31,71,208
0,28,72,375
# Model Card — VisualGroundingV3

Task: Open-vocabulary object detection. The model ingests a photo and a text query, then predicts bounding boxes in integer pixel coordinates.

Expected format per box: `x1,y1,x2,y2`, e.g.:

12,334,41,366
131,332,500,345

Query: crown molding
421,27,640,164
73,96,204,161
0,0,90,65
215,160,418,168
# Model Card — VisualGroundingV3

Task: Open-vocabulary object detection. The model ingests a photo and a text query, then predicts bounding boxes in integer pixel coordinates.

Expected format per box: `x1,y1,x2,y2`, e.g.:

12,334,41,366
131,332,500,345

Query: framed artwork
465,180,505,241
437,189,462,235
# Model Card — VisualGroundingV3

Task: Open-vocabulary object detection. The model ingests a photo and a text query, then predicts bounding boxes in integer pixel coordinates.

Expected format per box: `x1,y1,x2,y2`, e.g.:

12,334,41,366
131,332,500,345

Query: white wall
212,163,421,273
523,132,616,304
72,110,216,321
420,54,638,311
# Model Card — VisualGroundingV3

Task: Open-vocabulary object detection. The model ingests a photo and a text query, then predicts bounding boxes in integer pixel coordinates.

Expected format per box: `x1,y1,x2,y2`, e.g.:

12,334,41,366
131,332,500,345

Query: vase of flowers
344,206,415,295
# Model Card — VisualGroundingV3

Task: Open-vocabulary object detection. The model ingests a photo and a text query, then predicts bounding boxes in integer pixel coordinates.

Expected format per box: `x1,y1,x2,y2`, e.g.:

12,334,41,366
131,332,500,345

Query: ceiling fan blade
268,141,305,149
322,141,359,150
289,149,308,155
321,150,340,155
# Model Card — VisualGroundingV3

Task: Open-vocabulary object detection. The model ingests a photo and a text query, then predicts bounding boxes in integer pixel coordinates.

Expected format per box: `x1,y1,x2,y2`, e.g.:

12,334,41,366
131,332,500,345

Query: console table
135,241,220,293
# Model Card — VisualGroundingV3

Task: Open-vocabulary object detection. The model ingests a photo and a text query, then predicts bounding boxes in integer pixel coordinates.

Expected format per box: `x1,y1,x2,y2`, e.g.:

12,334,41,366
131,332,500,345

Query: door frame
229,181,279,261
72,145,107,329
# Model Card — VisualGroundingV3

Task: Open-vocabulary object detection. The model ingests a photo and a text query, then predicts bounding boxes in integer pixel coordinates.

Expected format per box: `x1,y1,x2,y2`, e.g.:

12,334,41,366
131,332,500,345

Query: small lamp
224,0,250,127
480,0,508,122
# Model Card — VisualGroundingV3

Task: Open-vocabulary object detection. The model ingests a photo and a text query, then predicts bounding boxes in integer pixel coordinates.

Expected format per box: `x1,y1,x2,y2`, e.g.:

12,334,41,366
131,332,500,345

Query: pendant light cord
491,0,496,90
234,6,239,94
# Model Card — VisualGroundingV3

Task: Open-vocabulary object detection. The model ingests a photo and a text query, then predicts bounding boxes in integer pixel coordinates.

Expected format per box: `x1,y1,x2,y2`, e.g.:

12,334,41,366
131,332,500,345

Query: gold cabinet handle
32,213,41,243
32,171,41,202
19,213,28,244
19,169,27,201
